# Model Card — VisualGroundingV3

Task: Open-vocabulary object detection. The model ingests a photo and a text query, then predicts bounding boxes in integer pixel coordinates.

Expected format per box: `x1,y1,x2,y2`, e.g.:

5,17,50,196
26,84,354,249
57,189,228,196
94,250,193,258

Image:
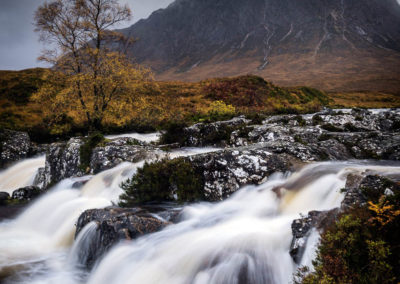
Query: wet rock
34,109,400,188
243,110,400,161
341,174,400,209
290,209,339,264
341,174,367,210
358,175,400,202
316,139,353,160
33,167,46,189
245,124,351,161
71,179,90,189
11,186,42,201
183,116,250,147
29,143,50,156
188,148,299,201
39,137,161,187
40,138,85,188
90,141,154,174
0,130,31,167
0,192,10,205
75,207,170,269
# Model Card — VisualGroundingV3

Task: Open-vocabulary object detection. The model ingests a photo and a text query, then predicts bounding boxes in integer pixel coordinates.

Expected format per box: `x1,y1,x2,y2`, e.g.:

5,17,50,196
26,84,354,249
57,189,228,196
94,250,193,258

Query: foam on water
0,156,45,194
1,154,400,284
105,132,161,143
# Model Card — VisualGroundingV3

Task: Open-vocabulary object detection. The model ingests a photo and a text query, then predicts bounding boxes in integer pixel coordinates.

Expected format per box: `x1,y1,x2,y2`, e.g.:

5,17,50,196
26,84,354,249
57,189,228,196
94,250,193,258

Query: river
1,135,400,284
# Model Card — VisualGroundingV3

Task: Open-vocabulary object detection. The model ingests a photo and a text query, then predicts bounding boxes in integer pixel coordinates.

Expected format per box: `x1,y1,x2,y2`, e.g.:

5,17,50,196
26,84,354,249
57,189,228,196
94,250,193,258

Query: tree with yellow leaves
34,0,153,130
368,196,400,227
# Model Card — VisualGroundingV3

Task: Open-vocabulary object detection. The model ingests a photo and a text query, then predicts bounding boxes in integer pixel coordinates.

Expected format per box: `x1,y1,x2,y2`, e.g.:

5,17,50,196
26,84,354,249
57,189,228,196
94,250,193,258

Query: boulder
33,167,46,189
358,175,400,201
0,130,31,167
341,174,400,209
38,137,161,188
11,186,42,201
75,207,170,269
34,109,400,189
40,138,85,188
290,209,339,264
340,173,367,210
0,192,10,205
90,139,158,174
188,148,299,201
29,143,50,156
241,110,400,161
183,116,250,147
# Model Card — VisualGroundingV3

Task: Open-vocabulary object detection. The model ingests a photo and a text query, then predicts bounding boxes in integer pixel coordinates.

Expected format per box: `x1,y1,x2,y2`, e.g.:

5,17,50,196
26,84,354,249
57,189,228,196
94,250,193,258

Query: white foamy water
0,156,400,284
105,132,161,143
0,161,142,280
169,147,222,158
0,156,45,194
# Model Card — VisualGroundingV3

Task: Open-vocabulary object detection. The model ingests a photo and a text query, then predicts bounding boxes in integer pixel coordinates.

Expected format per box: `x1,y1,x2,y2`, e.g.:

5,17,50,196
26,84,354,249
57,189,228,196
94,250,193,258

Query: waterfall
0,161,144,275
0,154,399,283
68,222,99,269
86,162,400,284
0,156,45,194
105,132,161,143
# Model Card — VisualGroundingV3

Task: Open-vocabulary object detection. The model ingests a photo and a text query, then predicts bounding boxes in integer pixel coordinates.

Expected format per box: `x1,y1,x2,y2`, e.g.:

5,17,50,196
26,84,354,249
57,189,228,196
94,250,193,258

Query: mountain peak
123,0,400,92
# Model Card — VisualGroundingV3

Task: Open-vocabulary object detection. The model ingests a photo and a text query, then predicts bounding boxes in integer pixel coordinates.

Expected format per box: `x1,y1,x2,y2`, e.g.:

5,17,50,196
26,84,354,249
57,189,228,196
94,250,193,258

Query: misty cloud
0,0,174,70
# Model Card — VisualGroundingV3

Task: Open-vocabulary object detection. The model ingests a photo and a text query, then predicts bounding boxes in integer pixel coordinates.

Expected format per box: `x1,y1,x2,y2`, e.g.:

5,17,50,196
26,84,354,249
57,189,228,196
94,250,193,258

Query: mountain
122,0,400,93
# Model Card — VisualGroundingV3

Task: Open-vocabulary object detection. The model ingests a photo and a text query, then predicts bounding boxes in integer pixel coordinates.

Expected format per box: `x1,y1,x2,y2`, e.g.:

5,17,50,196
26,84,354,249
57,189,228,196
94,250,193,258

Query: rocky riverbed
0,108,399,274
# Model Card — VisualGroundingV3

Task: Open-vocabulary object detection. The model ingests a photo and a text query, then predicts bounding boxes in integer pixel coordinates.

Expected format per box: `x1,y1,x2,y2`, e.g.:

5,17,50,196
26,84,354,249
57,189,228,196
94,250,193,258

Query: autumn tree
34,0,153,131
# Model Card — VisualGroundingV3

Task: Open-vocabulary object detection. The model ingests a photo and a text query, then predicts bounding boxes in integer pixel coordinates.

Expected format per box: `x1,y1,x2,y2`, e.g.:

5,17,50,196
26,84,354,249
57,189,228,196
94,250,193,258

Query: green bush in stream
79,132,107,172
119,158,204,206
159,121,188,145
297,177,400,284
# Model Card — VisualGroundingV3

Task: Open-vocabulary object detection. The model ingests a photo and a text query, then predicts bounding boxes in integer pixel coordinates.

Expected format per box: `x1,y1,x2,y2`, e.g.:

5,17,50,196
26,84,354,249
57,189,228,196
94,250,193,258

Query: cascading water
0,161,142,277
1,150,400,283
88,162,392,284
105,132,161,143
0,156,45,194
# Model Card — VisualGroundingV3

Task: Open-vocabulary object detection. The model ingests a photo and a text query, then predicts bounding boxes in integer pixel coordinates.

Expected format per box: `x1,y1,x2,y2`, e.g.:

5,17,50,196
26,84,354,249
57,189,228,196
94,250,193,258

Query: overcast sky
0,0,174,70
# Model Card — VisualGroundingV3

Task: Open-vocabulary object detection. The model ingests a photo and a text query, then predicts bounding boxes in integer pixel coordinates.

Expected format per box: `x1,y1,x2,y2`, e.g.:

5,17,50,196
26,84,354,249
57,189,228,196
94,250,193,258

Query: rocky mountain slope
123,0,400,92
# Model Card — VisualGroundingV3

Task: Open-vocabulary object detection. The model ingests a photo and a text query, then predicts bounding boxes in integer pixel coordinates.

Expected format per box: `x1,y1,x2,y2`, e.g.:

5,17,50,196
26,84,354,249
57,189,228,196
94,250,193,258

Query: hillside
122,0,400,93
0,69,399,142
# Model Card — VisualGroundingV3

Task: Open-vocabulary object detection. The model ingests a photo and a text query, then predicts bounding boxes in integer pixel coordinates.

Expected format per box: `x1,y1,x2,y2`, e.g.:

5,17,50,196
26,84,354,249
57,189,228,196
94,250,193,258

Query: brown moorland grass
0,68,399,142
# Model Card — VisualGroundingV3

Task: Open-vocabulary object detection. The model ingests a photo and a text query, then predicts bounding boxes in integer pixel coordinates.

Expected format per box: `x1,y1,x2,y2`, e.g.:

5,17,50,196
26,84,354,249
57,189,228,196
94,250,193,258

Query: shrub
119,158,204,206
202,124,236,145
246,113,265,125
297,177,400,283
294,115,306,126
159,121,188,145
207,101,236,121
80,132,106,172
203,75,267,107
298,87,330,105
312,114,324,125
0,68,46,105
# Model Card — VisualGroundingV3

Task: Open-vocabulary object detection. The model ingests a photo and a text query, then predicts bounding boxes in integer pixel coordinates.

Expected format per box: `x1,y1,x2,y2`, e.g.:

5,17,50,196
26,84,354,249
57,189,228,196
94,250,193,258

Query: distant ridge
122,0,400,93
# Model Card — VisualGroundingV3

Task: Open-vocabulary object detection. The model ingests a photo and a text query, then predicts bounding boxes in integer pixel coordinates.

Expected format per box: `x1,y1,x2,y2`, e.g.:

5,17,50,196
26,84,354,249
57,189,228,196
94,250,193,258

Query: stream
1,133,400,284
